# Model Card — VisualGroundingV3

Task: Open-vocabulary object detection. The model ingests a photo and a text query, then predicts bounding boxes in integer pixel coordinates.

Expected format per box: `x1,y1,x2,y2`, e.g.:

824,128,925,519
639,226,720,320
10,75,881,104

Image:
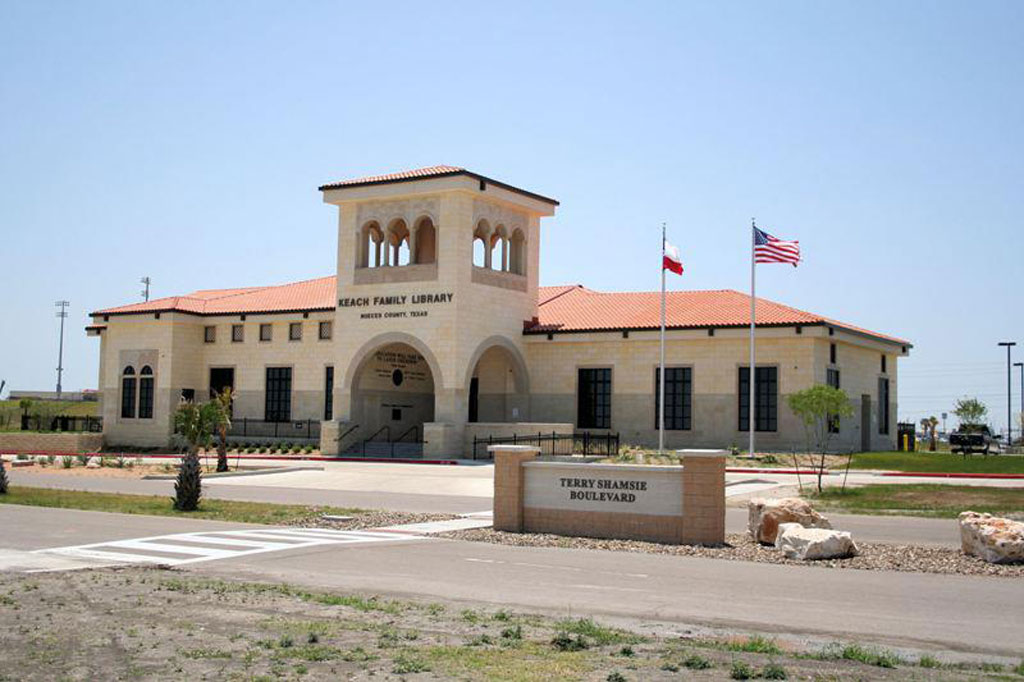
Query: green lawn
0,486,363,524
811,484,1024,519
847,451,1024,474
0,399,99,431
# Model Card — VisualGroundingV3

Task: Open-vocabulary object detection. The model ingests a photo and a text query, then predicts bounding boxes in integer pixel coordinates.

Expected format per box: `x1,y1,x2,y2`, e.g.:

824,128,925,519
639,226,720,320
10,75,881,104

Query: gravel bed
286,509,458,530
440,528,1024,578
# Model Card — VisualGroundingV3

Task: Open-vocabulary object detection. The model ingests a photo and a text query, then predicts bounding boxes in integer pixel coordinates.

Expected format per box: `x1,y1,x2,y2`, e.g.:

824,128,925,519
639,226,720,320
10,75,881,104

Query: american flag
754,227,800,266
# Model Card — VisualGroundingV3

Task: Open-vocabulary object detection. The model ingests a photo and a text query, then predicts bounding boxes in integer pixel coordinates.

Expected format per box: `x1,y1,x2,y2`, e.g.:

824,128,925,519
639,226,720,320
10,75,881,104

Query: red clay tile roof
318,165,559,205
319,165,465,188
93,276,907,345
93,276,336,316
534,285,909,345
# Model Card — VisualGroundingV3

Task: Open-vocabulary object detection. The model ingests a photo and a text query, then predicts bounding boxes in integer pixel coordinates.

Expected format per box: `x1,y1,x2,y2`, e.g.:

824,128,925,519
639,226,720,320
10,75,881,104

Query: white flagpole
749,218,757,458
659,222,667,456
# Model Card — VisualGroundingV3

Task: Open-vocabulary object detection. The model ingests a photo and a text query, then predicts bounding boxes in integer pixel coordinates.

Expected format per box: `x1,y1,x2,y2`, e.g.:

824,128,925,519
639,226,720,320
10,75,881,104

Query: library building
87,165,910,458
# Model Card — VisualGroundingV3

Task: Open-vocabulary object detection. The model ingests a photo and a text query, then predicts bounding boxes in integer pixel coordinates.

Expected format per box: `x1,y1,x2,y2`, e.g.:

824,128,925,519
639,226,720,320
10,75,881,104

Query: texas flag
663,241,684,275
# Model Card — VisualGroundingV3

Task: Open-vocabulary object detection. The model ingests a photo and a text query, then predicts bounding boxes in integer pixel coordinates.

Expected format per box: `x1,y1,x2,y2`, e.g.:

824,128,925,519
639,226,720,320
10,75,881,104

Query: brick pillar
680,449,727,545
491,445,539,532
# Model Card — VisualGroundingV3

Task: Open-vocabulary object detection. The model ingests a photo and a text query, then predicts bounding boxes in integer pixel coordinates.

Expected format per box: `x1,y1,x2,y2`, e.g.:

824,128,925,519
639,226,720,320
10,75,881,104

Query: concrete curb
141,465,324,480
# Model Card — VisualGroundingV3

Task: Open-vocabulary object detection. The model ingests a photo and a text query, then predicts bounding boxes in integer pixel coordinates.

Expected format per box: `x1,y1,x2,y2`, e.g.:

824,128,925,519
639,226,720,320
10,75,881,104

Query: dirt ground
0,568,1018,681
8,460,274,479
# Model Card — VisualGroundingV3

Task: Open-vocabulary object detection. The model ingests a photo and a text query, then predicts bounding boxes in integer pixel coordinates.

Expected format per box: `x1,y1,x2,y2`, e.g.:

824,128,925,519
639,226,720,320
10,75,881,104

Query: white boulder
86,457,101,469
958,511,1024,564
775,522,858,560
748,497,832,544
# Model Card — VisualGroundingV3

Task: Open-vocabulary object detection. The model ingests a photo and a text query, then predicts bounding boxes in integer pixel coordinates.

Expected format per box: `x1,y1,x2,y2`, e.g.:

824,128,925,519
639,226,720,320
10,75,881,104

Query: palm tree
927,416,939,451
172,399,221,511
212,388,233,473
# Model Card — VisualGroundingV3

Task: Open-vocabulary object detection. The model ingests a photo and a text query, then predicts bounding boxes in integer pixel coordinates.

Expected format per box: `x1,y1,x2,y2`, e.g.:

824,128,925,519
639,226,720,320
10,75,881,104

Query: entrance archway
348,342,436,445
465,338,530,423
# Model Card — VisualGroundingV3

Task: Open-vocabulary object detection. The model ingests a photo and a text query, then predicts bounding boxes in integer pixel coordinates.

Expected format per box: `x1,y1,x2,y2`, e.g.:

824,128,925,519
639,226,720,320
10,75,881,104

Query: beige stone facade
88,167,908,455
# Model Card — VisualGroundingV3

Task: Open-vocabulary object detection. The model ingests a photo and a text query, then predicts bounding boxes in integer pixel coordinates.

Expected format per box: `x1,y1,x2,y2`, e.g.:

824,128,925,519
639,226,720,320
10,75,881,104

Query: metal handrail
336,423,359,442
364,425,390,443
393,424,421,443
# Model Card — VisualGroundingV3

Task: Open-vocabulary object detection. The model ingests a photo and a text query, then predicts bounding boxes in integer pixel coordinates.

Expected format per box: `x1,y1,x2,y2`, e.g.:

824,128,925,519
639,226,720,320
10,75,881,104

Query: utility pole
55,300,70,400
998,341,1016,447
140,276,151,302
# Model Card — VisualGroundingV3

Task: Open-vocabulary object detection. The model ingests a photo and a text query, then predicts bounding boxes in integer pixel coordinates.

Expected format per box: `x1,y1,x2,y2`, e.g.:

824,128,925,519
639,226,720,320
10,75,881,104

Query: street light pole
998,342,1016,447
1015,361,1023,443
55,300,70,400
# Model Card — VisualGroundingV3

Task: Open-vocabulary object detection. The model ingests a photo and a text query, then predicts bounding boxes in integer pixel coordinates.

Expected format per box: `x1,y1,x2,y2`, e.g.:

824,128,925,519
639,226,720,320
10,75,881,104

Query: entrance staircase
337,424,425,459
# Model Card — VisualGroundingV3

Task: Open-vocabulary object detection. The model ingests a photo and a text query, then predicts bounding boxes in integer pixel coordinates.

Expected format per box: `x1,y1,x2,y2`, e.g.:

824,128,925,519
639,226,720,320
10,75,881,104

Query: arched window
387,219,410,267
138,365,154,419
509,228,526,275
121,365,136,419
413,217,436,264
360,222,384,268
472,220,490,268
490,225,508,272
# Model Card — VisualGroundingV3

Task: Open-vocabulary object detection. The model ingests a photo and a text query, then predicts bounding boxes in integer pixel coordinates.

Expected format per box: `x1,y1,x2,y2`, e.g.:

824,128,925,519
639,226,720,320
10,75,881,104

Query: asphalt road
1,505,1019,656
8,468,963,545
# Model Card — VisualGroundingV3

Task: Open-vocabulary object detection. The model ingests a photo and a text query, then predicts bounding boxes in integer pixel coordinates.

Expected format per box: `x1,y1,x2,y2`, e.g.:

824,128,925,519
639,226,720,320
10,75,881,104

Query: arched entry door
350,342,435,446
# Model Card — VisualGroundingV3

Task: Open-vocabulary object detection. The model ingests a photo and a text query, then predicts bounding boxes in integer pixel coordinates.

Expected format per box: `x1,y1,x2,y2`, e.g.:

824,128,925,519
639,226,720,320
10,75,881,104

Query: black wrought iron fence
227,418,320,441
20,415,103,433
471,431,619,460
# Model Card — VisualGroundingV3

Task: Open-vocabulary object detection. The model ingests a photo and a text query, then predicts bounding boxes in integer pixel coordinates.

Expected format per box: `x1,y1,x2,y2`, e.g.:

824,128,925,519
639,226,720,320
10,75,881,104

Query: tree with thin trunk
925,416,939,451
212,388,233,473
953,397,988,431
787,384,855,492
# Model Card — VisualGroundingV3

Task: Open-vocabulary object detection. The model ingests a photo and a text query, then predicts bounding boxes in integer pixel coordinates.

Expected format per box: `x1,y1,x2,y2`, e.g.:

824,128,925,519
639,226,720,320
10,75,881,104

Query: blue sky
1,1,1021,432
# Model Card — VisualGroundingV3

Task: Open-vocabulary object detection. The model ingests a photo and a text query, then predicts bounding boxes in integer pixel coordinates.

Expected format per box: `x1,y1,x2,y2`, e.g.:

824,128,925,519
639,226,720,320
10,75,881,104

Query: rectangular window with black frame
289,322,303,341
324,366,334,421
577,368,612,429
738,366,778,432
826,368,840,433
878,376,890,435
655,367,692,430
265,367,292,423
319,320,332,340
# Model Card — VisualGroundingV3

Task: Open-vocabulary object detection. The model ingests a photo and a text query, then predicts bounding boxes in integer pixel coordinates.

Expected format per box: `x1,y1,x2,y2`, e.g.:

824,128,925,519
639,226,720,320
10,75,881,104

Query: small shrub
618,645,635,657
918,654,942,669
303,445,313,454
306,632,319,644
726,635,781,655
607,673,627,682
683,654,713,670
278,635,294,648
392,653,429,674
660,662,679,672
500,625,522,642
16,454,29,461
46,455,57,466
551,632,590,652
979,662,1005,672
730,660,754,680
762,662,788,679
1012,660,1024,676
60,456,74,469
467,634,493,646
115,455,128,468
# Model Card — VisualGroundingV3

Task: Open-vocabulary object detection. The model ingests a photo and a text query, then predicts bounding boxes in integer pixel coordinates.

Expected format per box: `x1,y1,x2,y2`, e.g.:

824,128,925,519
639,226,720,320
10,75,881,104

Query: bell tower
319,166,558,457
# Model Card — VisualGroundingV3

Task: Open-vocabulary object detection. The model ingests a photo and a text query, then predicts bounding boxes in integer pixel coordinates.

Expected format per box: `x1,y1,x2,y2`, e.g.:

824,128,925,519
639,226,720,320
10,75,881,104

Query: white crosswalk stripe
32,527,428,568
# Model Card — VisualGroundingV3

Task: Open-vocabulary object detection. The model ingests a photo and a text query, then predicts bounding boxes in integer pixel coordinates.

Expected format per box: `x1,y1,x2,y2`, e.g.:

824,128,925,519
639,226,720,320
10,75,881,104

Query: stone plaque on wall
522,462,683,517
